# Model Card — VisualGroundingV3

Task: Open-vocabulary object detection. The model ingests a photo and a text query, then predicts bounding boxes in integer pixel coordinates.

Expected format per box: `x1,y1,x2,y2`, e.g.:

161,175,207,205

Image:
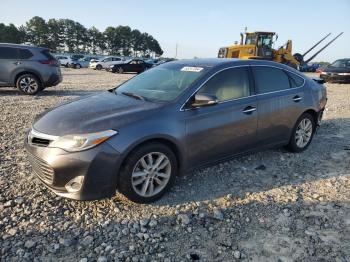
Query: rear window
41,50,56,60
18,49,33,59
286,71,304,88
0,47,18,59
252,66,290,94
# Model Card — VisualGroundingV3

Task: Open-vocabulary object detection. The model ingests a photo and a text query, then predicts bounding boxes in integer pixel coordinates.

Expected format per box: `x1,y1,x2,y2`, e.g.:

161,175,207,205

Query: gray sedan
25,59,327,203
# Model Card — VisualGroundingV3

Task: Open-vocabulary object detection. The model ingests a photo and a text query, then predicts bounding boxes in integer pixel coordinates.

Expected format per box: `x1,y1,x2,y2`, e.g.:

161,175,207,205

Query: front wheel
16,74,42,95
286,113,315,152
118,143,178,203
75,64,81,69
96,64,102,70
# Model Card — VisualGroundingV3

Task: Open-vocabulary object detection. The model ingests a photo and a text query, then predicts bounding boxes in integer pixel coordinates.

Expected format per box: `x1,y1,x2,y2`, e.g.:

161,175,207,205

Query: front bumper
24,134,122,200
320,73,350,83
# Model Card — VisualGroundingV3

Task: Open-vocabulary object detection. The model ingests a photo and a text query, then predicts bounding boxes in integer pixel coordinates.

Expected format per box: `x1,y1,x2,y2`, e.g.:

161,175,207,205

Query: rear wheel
286,113,315,152
75,64,81,69
117,67,124,74
96,64,102,70
118,143,178,203
16,74,42,95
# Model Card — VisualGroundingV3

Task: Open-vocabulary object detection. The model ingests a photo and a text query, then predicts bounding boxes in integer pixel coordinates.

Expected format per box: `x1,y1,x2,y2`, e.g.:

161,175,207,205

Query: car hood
323,66,350,73
33,91,163,136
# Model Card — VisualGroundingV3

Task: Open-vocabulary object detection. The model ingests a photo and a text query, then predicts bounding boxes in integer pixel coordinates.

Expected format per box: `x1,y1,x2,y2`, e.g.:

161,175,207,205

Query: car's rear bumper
24,132,122,200
44,73,62,87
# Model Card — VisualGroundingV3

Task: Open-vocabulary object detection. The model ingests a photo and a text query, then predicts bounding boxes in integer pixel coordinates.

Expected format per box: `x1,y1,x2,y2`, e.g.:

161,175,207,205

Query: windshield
245,34,257,45
116,63,209,102
330,59,350,68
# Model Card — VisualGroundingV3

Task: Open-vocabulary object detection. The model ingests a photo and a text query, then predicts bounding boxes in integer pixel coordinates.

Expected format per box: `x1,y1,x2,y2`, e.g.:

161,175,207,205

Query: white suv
89,56,125,70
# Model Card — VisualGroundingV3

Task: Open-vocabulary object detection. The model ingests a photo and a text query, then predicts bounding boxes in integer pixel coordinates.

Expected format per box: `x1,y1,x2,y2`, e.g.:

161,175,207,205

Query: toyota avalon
25,59,327,203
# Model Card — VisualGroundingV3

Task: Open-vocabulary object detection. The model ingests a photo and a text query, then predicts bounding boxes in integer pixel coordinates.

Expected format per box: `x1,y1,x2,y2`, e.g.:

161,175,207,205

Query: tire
75,64,81,69
117,67,124,74
118,142,178,203
286,113,316,153
96,64,102,70
16,74,42,95
65,63,69,68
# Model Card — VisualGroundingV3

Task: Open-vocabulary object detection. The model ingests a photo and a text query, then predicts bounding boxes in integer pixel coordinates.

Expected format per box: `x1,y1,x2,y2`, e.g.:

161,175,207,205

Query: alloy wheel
131,152,171,197
295,118,313,148
19,77,39,94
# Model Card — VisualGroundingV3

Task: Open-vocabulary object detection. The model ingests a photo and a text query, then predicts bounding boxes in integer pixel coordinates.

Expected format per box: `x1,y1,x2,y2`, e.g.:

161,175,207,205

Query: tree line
0,16,163,57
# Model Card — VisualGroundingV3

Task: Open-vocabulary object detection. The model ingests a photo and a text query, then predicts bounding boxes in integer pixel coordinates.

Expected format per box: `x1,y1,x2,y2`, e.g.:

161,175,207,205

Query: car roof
333,58,350,61
0,43,47,50
168,58,293,69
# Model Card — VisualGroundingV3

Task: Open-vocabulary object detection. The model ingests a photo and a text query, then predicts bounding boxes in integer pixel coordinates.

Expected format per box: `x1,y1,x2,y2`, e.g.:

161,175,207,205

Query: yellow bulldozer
218,31,343,69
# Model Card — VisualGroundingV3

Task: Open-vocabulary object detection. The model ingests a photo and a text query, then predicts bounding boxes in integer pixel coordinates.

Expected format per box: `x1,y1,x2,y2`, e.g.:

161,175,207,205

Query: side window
286,71,304,88
0,47,18,59
198,67,251,101
252,66,290,94
18,49,33,59
103,58,111,62
113,58,121,61
130,60,137,64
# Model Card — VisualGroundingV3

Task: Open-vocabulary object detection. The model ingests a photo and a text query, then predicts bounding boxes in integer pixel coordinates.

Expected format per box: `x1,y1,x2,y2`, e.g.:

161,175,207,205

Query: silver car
0,43,62,95
25,59,327,203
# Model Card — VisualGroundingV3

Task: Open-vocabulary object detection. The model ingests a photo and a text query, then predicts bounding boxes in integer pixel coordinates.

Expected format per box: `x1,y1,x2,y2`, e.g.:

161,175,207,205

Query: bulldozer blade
302,33,331,57
304,32,344,64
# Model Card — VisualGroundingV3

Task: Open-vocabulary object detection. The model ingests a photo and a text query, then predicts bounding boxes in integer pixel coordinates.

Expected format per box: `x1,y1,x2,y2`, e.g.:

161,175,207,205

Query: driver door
183,67,258,167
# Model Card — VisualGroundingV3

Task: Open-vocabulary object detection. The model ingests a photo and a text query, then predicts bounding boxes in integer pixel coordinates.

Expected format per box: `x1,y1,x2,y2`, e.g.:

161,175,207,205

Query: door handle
242,106,256,114
13,61,22,65
293,95,302,102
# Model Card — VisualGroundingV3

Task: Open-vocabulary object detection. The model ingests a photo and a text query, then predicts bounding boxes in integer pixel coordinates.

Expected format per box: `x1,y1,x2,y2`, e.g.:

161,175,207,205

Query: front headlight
49,130,117,152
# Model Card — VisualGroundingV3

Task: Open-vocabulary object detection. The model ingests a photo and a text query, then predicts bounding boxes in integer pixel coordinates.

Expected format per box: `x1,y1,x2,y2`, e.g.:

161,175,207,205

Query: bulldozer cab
244,32,275,59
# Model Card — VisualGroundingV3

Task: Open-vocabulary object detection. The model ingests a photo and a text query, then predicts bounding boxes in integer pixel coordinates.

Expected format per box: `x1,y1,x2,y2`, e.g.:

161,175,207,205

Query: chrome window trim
180,64,305,112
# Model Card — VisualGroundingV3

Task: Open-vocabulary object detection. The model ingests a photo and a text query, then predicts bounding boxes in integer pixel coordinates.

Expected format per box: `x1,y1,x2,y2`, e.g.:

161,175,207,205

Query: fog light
65,176,84,193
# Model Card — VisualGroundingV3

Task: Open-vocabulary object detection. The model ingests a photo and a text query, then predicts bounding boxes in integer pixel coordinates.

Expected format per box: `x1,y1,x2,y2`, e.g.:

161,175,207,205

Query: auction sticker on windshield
180,66,203,72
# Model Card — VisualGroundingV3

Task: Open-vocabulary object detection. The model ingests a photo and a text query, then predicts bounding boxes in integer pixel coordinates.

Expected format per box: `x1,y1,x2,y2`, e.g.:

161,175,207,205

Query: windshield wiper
121,91,146,101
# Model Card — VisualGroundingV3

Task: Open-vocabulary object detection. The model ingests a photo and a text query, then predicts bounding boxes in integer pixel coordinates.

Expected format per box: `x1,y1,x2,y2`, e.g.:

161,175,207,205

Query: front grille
27,152,54,184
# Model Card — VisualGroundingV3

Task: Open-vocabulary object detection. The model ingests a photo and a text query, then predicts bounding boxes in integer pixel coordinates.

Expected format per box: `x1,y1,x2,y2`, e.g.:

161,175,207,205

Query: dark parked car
110,59,152,73
25,59,327,203
320,58,350,83
0,43,62,95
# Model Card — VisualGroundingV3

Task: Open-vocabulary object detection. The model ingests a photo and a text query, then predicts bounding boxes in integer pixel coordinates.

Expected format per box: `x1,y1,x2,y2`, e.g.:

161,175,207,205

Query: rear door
251,66,305,145
184,66,258,167
0,47,20,85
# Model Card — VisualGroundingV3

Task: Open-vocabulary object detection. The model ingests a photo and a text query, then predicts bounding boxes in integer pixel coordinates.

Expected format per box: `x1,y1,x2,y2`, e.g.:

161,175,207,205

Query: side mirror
191,93,218,107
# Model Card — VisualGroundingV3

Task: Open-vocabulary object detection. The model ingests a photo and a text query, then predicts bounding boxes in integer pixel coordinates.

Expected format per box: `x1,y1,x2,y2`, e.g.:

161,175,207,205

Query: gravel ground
0,68,349,262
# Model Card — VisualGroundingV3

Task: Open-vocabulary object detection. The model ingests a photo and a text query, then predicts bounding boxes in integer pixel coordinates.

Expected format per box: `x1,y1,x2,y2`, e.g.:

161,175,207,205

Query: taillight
39,59,59,66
